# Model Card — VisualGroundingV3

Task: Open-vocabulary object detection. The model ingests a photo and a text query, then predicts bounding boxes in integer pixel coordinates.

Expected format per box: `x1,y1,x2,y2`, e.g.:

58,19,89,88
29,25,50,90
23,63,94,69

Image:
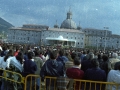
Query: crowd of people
0,43,120,90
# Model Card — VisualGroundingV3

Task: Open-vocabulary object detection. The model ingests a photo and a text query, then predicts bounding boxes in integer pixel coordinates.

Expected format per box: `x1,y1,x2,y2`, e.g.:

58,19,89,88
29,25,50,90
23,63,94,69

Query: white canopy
46,35,76,42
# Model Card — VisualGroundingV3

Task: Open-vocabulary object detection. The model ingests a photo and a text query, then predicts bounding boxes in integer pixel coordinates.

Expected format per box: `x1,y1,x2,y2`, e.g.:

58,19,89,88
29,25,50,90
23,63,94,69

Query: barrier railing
74,79,120,90
24,74,41,90
0,69,42,90
44,76,57,90
0,68,25,90
0,69,120,90
44,76,120,90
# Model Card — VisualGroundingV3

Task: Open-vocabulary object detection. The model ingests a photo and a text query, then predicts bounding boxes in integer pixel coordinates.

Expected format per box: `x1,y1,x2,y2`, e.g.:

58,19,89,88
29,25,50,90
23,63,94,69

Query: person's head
16,52,23,64
73,57,81,65
114,62,120,70
88,52,94,60
71,52,77,59
112,53,118,58
97,54,102,59
59,49,64,56
73,57,81,68
16,48,20,52
50,50,58,60
27,52,34,60
83,51,86,55
91,58,99,67
34,50,40,56
102,54,108,61
4,49,14,62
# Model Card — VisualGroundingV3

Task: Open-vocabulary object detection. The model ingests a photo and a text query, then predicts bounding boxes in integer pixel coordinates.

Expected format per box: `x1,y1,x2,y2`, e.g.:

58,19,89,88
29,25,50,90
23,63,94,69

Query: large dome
60,19,77,29
60,10,77,29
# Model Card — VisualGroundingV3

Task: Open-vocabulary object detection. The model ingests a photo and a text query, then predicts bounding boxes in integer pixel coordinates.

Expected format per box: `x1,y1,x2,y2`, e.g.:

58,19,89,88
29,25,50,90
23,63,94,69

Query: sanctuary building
7,10,120,50
7,11,85,48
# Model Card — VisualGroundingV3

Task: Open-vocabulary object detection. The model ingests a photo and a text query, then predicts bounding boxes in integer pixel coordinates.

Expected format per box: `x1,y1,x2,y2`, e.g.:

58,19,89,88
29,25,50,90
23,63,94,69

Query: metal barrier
0,69,42,90
44,76,120,90
24,74,41,90
73,79,120,90
44,76,57,90
0,68,25,90
0,70,120,90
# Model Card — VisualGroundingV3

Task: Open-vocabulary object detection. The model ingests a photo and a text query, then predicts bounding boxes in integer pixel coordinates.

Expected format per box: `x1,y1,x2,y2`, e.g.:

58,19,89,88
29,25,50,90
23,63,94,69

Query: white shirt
107,70,120,90
7,56,23,72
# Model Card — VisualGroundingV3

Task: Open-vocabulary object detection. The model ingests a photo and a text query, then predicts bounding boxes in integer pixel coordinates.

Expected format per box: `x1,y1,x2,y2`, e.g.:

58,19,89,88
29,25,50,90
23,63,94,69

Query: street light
103,27,109,52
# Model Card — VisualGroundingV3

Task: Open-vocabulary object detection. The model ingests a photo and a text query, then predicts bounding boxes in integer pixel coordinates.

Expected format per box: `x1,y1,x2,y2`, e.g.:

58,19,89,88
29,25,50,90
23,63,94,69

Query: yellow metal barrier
73,79,120,90
0,68,25,90
0,70,119,90
0,69,42,90
44,76,120,90
24,74,41,90
44,76,57,90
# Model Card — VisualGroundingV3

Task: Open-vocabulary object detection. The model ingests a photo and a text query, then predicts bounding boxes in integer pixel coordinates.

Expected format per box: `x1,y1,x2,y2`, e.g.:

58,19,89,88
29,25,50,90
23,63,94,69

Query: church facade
7,11,85,48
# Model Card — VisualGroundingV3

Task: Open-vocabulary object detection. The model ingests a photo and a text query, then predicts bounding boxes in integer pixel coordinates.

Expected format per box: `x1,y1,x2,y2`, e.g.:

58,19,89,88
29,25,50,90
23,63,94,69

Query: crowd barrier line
45,76,120,90
0,69,120,90
24,74,41,90
0,68,25,83
0,69,42,90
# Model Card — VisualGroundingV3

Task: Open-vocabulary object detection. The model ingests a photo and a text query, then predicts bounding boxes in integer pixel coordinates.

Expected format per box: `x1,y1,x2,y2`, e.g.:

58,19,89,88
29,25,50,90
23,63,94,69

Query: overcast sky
0,0,120,34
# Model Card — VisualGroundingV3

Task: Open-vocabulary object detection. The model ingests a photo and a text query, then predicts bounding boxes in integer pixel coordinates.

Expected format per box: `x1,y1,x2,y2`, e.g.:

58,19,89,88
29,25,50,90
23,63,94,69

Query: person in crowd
0,49,14,90
1,46,7,57
84,58,106,90
66,57,84,90
23,50,28,61
39,50,46,62
0,44,2,51
80,50,87,61
81,52,94,72
22,51,37,90
109,52,120,69
33,50,43,90
106,61,120,90
0,49,14,70
56,49,69,66
97,53,103,69
40,50,64,90
2,51,24,90
64,51,74,70
7,51,23,72
101,54,112,76
71,52,78,60
14,48,20,56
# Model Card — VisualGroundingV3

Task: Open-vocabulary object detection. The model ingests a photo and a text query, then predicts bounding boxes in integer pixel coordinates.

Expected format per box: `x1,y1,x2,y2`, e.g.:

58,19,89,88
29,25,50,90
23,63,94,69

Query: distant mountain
0,17,14,33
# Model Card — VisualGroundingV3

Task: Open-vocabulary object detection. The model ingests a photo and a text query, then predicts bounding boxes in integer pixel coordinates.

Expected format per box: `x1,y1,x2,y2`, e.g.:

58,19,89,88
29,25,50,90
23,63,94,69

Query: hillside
0,17,14,33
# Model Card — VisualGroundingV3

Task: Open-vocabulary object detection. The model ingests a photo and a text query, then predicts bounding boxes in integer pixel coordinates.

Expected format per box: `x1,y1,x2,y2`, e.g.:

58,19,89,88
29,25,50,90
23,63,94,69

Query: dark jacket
81,59,93,72
57,56,69,65
84,67,106,90
22,59,37,77
40,59,64,79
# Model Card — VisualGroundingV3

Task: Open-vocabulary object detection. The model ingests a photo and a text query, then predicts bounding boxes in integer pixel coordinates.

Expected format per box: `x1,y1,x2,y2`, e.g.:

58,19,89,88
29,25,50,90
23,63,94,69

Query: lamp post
103,27,109,52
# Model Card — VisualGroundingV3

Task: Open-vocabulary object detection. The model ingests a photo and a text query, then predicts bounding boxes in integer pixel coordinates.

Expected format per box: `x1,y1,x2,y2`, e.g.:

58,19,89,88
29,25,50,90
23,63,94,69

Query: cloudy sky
0,0,120,34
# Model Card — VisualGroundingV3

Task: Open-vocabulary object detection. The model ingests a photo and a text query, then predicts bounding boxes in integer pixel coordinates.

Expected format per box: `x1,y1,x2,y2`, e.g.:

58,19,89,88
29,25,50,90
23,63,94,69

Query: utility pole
103,27,109,52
